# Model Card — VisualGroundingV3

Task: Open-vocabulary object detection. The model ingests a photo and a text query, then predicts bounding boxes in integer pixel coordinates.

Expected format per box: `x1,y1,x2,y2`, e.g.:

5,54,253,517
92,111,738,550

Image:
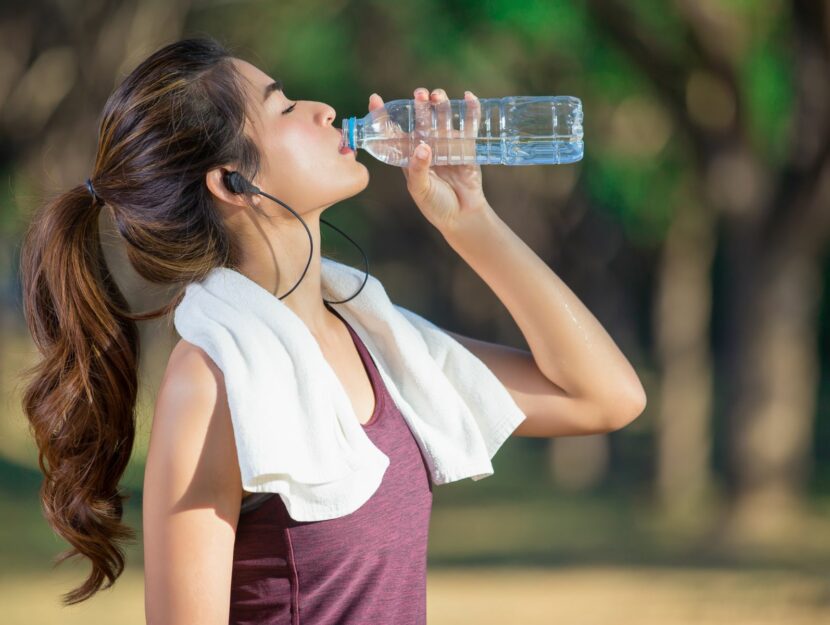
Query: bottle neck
342,116,365,150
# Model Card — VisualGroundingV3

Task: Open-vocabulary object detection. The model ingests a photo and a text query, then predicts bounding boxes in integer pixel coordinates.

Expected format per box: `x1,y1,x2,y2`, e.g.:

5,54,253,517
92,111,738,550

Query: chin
348,164,371,192
322,175,370,209
358,164,370,186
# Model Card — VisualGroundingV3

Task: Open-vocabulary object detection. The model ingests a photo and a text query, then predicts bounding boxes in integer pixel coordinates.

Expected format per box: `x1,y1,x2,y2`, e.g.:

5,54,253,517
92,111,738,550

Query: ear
205,167,260,214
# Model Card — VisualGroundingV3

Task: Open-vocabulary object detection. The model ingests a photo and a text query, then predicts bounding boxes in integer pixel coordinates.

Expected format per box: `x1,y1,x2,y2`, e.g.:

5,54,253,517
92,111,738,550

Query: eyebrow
263,80,283,101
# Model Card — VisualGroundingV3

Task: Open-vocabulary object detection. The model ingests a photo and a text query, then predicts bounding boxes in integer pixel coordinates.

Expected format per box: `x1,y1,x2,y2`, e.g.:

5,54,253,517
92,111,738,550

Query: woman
18,36,645,623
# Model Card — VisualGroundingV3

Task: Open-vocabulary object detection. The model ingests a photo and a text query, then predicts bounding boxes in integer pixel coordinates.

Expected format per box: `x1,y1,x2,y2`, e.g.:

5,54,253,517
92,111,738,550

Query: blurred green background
1,0,829,623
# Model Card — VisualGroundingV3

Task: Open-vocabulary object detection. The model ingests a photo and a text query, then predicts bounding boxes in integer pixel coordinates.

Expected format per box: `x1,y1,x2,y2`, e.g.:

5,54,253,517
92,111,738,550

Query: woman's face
233,58,368,217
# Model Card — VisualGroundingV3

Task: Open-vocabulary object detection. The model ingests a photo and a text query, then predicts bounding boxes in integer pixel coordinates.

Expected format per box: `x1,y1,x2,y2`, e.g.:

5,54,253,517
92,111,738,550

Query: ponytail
19,184,148,605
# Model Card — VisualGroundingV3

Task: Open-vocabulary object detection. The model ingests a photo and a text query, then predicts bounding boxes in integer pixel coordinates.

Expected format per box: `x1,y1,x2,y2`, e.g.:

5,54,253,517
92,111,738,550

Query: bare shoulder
146,338,242,509
162,338,227,419
167,337,222,385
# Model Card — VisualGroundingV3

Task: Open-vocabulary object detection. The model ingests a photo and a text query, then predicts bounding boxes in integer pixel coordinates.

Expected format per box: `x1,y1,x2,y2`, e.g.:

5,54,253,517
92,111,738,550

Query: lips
337,128,355,154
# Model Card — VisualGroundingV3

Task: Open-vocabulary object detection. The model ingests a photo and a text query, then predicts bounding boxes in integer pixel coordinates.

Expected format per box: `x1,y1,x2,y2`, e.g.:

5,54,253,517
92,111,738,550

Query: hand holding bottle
368,87,492,234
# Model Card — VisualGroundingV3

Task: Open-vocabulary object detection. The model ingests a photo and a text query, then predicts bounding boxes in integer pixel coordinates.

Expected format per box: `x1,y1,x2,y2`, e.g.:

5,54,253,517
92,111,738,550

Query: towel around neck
172,257,526,521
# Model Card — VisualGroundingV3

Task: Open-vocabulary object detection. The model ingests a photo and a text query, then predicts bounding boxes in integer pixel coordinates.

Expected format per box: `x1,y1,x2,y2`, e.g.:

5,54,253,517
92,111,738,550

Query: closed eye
283,102,297,114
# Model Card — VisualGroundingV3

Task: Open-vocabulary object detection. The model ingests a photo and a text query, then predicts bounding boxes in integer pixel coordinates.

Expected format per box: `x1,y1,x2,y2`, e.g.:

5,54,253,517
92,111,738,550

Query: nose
321,103,336,126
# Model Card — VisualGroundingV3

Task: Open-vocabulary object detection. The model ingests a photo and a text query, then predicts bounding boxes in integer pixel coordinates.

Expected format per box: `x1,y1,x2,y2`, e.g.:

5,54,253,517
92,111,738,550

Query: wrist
442,203,502,246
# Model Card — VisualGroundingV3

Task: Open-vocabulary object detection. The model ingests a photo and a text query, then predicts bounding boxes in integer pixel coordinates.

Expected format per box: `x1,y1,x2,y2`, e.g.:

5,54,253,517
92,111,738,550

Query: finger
463,90,480,138
462,90,480,162
407,140,432,200
368,92,384,112
431,88,452,162
431,88,452,135
414,87,430,143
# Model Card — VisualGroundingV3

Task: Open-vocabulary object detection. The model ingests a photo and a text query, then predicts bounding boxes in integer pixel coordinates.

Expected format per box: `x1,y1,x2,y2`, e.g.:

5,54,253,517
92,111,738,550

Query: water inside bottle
342,95,583,167
356,135,583,167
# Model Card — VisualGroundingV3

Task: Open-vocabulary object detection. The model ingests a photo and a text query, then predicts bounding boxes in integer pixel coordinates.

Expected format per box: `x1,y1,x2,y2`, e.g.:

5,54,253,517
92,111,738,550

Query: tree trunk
721,235,822,542
654,193,718,525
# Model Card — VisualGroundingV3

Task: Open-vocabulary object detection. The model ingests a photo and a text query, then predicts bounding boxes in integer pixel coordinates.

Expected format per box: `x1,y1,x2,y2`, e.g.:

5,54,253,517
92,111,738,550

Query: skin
204,58,486,342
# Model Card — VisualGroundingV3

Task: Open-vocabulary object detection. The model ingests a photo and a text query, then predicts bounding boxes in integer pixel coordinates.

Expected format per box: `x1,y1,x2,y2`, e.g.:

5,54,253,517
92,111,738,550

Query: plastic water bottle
339,95,583,167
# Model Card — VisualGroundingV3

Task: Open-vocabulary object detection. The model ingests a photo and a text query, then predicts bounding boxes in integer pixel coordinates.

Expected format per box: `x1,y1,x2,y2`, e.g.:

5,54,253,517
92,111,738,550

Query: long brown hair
18,35,267,605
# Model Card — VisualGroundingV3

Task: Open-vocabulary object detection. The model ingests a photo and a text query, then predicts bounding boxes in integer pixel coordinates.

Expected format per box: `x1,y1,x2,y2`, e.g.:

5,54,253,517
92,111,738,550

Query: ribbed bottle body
341,95,583,167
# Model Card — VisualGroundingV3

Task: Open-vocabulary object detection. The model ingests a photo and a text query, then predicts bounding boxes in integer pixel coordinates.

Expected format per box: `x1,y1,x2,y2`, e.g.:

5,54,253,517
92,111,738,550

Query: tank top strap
324,301,387,424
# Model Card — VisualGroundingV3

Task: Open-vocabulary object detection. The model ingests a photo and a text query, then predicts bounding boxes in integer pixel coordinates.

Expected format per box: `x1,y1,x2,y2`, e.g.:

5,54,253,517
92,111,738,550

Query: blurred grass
1,561,828,625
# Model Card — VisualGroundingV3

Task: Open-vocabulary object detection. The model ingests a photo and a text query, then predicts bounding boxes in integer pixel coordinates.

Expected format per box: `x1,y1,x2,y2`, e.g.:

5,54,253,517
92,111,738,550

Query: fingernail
415,145,428,159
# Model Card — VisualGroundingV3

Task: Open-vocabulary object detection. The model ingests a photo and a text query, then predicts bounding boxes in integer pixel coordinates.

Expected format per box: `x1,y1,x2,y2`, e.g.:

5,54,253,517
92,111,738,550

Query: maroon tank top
229,302,434,625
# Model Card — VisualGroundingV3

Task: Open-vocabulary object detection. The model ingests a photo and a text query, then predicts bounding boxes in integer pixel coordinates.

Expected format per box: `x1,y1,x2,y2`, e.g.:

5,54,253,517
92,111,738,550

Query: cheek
266,124,329,179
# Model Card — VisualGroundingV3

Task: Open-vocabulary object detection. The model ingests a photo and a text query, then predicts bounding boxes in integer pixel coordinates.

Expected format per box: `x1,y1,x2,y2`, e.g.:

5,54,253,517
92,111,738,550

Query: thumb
407,141,432,198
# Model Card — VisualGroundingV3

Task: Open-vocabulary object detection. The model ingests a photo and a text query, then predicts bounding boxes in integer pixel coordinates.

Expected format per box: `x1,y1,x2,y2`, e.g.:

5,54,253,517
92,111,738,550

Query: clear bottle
339,95,583,167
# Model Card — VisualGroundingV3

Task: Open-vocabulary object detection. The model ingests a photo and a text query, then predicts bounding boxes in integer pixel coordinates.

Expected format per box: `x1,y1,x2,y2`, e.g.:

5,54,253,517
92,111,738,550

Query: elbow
601,382,647,432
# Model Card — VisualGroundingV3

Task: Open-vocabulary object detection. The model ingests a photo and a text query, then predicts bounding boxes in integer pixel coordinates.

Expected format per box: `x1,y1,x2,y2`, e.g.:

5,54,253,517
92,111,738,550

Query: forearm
442,206,646,411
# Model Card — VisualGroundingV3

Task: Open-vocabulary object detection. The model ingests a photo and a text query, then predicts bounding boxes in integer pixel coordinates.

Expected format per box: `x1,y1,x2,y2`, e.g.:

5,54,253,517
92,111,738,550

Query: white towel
172,257,527,521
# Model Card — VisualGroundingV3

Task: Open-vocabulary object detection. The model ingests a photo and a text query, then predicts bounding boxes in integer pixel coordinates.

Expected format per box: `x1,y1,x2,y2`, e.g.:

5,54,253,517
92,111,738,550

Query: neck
234,211,340,338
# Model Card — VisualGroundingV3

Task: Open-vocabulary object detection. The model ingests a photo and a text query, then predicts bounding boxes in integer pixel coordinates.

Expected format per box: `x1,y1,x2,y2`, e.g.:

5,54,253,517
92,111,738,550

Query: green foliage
741,17,794,166
584,148,681,248
628,0,694,60
480,0,589,52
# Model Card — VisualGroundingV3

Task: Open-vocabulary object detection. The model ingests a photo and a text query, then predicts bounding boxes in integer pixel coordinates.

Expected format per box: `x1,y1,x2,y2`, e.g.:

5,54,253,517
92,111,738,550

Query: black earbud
223,170,258,195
